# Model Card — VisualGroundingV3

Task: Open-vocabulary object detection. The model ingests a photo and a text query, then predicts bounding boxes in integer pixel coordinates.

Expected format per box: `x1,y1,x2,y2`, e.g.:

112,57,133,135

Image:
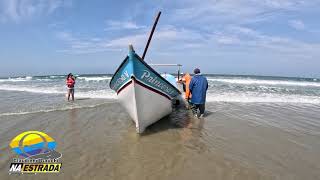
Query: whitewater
0,74,319,104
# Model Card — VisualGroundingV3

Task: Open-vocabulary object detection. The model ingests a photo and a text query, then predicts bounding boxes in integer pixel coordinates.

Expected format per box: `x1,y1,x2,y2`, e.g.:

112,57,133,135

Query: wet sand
1,101,320,180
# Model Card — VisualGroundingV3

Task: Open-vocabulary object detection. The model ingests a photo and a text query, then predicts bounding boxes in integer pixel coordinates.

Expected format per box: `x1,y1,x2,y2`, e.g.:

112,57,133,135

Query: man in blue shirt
189,68,208,118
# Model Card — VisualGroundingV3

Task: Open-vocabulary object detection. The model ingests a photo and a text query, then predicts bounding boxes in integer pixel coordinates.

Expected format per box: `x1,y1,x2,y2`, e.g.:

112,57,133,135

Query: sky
0,0,320,78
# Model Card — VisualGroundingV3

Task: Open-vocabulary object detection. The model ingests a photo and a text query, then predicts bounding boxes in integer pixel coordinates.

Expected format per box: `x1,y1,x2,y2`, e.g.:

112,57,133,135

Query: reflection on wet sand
0,101,319,180
109,107,269,180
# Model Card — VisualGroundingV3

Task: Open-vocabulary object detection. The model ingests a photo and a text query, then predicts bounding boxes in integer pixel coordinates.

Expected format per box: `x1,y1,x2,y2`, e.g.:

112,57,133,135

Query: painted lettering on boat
141,70,175,95
112,70,129,90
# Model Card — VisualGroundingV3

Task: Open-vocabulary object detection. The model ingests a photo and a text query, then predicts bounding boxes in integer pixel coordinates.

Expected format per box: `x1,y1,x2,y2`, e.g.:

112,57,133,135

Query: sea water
0,74,319,116
0,74,319,101
0,74,320,179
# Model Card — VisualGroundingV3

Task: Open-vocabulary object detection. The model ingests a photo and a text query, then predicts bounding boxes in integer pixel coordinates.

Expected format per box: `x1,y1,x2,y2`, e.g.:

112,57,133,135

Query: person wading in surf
66,73,76,101
189,68,208,118
178,72,192,108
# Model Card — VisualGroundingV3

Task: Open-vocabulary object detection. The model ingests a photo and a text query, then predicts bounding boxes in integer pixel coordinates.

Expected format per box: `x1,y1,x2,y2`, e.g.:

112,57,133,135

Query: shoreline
0,101,319,179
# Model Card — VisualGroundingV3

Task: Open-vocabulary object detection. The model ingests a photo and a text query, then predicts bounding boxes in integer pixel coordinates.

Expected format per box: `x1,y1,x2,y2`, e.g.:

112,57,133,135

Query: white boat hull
109,46,181,133
118,78,172,133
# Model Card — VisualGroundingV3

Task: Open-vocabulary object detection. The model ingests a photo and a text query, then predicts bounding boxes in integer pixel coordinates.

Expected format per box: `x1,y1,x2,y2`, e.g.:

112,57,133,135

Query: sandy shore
0,101,320,180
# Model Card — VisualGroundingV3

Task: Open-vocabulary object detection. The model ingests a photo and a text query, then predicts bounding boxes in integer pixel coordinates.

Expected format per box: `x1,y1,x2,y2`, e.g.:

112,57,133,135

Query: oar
142,11,161,60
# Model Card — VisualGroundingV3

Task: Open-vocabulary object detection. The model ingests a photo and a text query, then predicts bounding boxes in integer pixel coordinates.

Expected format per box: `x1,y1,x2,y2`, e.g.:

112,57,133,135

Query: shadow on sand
141,106,214,136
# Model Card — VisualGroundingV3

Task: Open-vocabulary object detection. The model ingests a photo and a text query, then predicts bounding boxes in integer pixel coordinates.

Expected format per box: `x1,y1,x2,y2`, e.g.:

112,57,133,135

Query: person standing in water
189,68,208,118
180,72,192,101
178,72,192,108
66,73,76,101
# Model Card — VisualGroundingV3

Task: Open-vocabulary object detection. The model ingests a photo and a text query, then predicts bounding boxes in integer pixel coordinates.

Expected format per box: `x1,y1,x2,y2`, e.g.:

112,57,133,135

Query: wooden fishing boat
109,11,183,133
109,45,181,133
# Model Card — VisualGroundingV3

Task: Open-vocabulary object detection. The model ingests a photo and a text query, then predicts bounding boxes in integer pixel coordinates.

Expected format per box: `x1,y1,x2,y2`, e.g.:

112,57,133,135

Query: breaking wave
208,78,320,87
206,92,320,104
0,102,111,117
0,76,33,82
0,74,319,104
77,76,111,81
0,85,116,99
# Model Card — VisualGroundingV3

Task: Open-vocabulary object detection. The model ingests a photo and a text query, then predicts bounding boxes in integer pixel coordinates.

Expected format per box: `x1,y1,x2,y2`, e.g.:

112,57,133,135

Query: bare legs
67,89,74,101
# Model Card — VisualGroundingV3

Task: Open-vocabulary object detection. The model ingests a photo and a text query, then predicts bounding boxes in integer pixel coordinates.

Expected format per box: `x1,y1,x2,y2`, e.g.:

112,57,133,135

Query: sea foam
208,78,320,87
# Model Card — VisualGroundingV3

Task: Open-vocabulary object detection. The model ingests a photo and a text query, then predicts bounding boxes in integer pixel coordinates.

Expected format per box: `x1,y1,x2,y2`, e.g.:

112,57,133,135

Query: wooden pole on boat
178,66,180,81
142,11,161,60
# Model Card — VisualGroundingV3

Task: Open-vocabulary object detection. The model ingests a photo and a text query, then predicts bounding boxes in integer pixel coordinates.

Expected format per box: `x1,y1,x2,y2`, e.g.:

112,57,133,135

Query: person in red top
66,73,76,101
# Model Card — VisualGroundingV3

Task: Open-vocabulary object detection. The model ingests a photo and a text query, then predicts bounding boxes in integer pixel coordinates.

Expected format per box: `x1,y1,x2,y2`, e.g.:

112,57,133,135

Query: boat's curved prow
109,46,181,133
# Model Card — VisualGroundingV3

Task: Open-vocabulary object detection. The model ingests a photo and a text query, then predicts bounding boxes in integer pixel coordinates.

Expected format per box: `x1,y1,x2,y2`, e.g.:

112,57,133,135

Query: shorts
67,88,74,93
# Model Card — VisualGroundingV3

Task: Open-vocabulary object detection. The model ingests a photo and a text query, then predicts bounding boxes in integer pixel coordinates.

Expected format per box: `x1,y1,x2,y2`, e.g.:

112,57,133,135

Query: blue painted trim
110,49,180,98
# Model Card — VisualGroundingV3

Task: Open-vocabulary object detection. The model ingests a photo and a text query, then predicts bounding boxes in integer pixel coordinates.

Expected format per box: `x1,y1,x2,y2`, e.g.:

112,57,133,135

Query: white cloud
56,31,75,41
56,26,207,54
56,31,116,54
105,20,145,30
210,25,320,59
168,0,317,25
56,22,320,60
261,0,305,9
48,21,66,28
216,35,241,45
289,19,305,30
54,0,320,62
0,0,71,23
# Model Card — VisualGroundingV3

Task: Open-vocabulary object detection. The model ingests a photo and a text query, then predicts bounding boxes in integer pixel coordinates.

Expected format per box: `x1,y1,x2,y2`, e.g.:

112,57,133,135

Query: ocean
0,74,319,116
0,74,320,180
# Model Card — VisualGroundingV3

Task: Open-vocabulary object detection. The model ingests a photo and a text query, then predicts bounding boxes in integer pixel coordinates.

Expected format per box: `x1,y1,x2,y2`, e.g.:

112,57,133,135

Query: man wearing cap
189,68,208,118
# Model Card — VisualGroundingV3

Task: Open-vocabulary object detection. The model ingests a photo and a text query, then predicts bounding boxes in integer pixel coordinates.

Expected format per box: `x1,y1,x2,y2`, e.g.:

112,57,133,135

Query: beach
1,0,320,179
0,75,320,179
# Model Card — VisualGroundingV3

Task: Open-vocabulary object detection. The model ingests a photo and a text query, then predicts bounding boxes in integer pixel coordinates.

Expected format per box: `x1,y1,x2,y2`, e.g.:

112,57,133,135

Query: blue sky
0,0,320,77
